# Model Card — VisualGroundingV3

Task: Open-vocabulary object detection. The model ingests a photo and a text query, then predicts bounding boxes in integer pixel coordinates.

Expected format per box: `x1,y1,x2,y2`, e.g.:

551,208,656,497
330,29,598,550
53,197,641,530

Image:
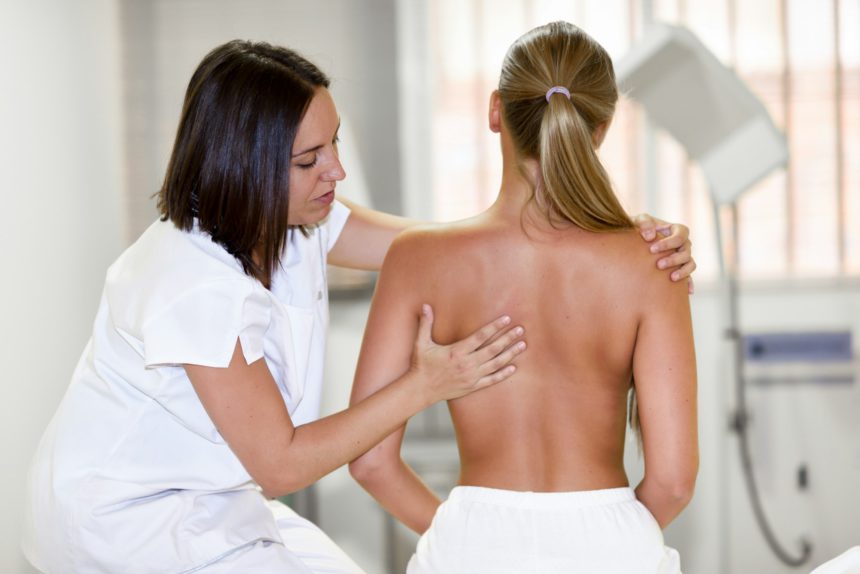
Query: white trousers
407,486,682,574
198,501,366,574
811,546,860,574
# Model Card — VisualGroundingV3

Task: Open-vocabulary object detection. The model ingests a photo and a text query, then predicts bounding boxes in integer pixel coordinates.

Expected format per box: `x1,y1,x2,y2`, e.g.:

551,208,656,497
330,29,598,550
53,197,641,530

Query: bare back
413,211,666,492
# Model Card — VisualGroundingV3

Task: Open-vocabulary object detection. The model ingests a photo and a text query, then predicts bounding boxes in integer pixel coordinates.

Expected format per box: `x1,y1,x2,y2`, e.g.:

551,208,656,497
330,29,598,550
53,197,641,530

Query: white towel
811,547,860,574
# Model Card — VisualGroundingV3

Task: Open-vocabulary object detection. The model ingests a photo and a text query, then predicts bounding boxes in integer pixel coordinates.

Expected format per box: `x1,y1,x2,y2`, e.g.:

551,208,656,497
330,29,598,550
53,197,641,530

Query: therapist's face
288,88,346,225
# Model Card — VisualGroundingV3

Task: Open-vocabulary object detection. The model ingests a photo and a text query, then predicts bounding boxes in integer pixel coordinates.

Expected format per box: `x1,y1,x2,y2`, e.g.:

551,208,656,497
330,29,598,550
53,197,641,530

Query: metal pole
720,202,813,567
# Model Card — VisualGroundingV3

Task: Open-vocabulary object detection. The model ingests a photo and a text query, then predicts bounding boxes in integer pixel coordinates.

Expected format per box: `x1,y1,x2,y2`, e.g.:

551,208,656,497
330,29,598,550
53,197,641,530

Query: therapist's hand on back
409,304,525,403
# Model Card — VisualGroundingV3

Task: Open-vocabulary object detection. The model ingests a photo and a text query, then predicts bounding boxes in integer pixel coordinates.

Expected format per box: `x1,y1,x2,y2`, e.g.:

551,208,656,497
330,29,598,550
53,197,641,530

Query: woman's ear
489,90,502,133
592,120,611,148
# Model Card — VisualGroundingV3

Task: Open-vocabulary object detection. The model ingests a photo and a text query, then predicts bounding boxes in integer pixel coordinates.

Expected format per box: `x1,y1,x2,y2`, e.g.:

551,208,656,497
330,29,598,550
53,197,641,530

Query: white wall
0,1,125,572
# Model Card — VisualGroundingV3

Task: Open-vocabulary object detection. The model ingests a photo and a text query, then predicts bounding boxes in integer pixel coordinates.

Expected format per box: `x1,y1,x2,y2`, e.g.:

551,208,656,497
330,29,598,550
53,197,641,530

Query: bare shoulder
383,223,442,270
385,217,491,268
595,228,688,301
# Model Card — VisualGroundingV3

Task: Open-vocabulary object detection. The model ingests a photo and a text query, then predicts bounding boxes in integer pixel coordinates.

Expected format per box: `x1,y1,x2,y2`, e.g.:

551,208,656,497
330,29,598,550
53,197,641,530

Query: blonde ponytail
499,21,632,231
539,94,630,229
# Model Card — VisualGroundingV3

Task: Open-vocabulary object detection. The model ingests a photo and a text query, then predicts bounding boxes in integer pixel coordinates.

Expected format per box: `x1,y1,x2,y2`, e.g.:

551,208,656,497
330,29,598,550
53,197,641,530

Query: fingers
671,259,697,282
415,304,434,349
648,215,673,238
459,315,512,353
649,224,690,253
478,338,527,378
654,239,696,281
688,277,696,295
633,213,657,241
656,240,691,270
474,365,518,390
473,325,525,363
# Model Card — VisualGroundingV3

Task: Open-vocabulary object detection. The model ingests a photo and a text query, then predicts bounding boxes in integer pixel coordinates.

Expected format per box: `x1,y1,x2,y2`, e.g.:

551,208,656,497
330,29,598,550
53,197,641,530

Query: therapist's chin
288,202,334,226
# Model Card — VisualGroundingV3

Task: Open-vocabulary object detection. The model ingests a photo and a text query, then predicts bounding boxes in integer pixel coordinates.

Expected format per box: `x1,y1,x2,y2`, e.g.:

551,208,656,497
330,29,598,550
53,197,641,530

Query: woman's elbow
651,460,698,505
348,449,391,487
667,461,699,504
348,456,376,485
671,475,697,506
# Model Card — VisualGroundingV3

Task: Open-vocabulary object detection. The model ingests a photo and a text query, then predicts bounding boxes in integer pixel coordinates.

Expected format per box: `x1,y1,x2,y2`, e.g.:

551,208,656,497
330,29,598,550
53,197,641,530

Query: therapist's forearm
338,197,426,231
327,198,426,270
261,372,431,497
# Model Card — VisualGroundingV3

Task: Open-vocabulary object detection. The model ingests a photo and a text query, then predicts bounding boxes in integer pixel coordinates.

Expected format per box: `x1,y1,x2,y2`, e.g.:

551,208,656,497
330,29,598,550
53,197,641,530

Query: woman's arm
328,198,697,283
631,265,699,528
348,231,499,533
184,308,524,499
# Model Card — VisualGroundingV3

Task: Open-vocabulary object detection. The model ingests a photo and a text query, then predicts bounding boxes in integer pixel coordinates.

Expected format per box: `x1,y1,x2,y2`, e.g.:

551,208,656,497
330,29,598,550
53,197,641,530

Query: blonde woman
349,22,697,574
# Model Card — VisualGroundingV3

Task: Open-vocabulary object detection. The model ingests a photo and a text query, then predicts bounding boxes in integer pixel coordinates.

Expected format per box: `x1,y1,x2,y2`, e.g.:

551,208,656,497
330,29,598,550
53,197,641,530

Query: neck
487,125,533,215
490,162,530,211
488,137,560,232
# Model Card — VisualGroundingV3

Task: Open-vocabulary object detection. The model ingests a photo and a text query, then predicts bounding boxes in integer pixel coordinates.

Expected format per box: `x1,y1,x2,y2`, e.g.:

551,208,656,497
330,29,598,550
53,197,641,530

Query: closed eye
295,155,318,169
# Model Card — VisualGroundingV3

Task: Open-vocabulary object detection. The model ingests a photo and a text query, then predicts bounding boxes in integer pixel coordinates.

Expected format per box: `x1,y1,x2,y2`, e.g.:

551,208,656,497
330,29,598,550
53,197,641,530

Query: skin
349,91,698,533
286,88,346,226
184,86,696,502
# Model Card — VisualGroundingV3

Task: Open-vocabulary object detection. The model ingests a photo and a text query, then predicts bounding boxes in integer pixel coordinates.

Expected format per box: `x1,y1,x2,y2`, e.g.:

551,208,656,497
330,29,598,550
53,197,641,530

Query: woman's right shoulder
588,228,686,303
613,229,690,312
608,228,666,272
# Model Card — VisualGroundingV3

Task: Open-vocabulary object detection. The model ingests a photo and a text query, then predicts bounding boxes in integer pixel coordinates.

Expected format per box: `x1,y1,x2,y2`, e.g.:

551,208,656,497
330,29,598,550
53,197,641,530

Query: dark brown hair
157,40,329,287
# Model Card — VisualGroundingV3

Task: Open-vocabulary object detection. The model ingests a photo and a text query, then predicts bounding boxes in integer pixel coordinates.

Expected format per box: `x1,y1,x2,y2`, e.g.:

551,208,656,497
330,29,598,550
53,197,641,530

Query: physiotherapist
22,40,695,573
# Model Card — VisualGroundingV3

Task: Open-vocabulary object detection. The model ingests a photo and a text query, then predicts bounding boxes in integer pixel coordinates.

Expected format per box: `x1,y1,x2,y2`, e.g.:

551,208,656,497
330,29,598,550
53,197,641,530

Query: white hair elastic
545,86,571,102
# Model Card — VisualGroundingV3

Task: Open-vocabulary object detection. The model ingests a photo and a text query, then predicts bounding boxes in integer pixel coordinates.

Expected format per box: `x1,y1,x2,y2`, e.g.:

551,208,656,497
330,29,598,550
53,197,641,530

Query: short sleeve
141,279,271,368
323,200,351,252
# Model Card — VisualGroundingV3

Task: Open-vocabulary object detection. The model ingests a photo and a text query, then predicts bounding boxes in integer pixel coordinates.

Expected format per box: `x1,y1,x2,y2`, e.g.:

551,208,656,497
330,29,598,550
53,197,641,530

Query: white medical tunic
22,202,350,574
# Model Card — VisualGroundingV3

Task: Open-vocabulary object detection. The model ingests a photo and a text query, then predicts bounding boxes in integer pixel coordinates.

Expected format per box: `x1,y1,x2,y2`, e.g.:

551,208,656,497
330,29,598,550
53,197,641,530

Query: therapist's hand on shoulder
633,213,696,294
409,304,526,402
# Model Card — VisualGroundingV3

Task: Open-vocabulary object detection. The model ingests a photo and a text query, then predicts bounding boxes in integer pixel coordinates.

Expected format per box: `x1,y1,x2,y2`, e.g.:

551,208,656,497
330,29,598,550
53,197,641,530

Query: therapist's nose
322,148,346,182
